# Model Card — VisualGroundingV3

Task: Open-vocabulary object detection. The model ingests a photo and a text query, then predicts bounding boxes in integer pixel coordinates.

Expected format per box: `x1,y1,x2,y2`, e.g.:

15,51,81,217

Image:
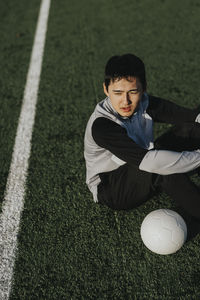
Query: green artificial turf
1,0,199,298
0,0,41,210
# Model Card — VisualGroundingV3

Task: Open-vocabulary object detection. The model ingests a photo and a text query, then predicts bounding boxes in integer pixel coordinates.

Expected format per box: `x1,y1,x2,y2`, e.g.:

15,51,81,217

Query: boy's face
103,76,144,117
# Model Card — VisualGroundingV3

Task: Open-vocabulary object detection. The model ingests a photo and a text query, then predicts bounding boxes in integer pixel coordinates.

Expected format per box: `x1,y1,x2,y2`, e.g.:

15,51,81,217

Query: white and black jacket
84,93,200,202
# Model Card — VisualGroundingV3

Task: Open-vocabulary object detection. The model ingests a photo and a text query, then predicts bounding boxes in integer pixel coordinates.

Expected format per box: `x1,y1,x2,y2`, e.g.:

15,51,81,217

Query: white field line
0,0,51,298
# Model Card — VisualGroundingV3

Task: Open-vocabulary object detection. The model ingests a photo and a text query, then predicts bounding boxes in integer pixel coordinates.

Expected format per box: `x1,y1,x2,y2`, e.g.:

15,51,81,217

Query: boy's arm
92,117,148,167
139,149,200,175
147,95,200,124
92,117,200,175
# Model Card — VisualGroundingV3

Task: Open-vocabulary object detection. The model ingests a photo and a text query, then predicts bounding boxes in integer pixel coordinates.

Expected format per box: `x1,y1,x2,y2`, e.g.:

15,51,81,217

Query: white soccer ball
140,209,187,255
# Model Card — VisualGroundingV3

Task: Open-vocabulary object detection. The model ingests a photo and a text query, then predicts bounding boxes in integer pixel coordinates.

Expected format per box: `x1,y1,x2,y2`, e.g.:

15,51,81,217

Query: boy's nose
123,93,131,105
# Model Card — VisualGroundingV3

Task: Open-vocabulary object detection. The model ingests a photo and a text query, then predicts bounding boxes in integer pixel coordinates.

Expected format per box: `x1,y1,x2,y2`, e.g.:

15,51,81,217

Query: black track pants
159,173,200,219
97,123,200,219
98,164,154,210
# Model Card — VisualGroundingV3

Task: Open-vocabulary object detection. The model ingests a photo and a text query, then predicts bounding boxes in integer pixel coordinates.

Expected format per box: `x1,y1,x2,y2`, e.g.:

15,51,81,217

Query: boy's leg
155,123,200,237
154,122,200,152
159,173,200,220
158,173,200,240
98,164,155,210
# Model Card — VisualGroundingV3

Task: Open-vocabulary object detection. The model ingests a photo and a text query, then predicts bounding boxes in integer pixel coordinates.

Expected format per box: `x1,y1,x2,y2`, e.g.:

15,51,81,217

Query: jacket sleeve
92,117,200,175
147,95,199,124
92,117,148,167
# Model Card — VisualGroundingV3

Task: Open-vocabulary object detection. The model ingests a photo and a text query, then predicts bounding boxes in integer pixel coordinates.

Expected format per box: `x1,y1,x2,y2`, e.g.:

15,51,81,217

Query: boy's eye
130,90,138,94
113,90,139,95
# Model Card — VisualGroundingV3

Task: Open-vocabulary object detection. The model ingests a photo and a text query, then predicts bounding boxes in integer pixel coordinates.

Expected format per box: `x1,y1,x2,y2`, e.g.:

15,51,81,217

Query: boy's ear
103,83,109,96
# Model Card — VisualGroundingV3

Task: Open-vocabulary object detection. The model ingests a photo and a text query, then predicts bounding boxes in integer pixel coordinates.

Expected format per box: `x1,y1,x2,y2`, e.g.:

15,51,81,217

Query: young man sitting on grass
84,53,200,236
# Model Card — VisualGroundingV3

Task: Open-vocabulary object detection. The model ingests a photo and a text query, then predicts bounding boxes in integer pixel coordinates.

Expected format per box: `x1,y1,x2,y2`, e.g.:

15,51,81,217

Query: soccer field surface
1,0,200,299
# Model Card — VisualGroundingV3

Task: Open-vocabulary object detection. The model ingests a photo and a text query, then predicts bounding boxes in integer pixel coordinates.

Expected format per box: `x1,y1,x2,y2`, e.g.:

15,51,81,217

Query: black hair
104,53,146,91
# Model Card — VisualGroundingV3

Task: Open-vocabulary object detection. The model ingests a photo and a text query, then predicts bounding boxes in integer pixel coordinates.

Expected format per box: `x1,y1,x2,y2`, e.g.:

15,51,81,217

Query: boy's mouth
121,107,131,112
